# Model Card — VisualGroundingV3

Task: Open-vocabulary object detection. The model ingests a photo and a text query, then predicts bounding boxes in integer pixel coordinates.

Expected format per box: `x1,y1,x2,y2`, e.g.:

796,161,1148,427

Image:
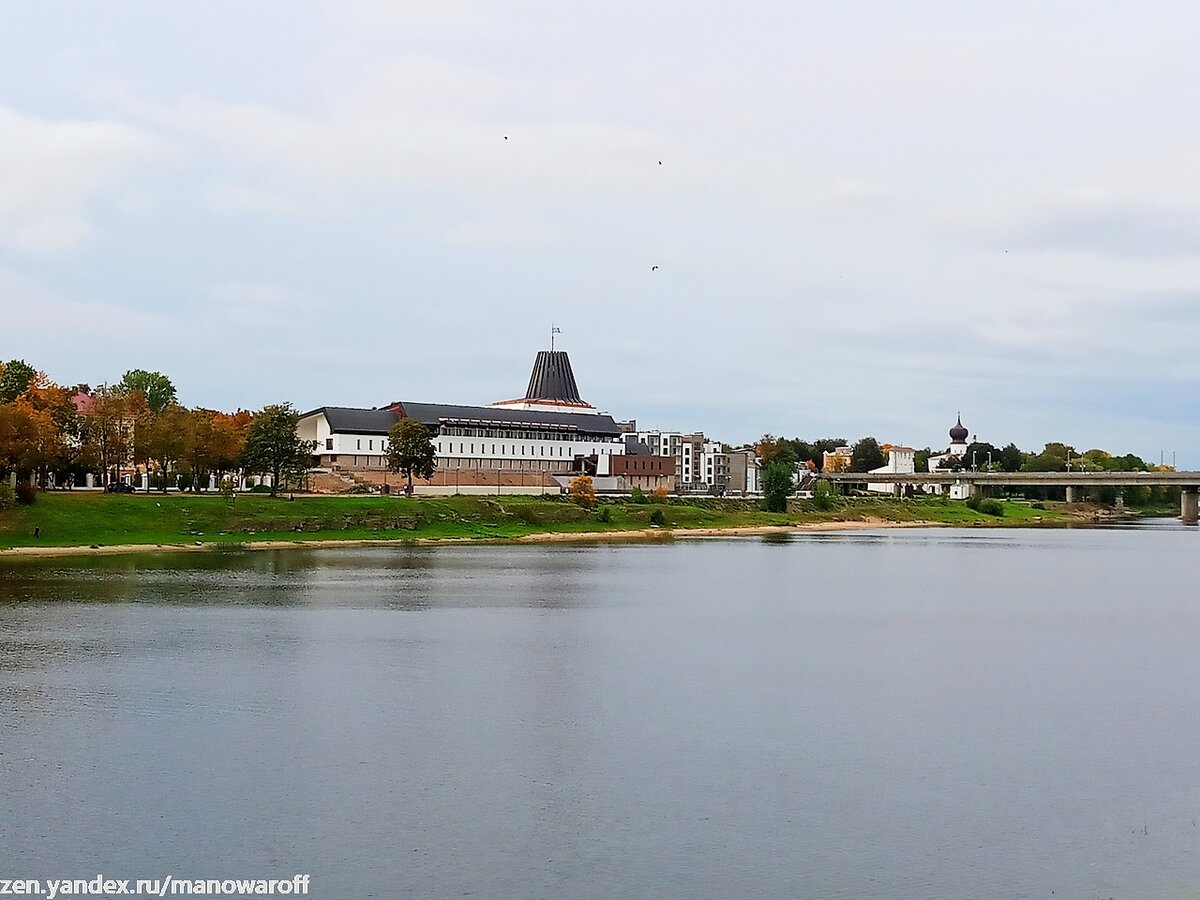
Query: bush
0,482,14,509
1031,501,1046,510
649,508,666,526
176,473,194,492
811,479,835,511
15,482,37,505
964,495,982,511
978,498,1004,516
569,475,596,509
651,487,670,504
597,506,612,523
629,486,646,504
250,484,272,494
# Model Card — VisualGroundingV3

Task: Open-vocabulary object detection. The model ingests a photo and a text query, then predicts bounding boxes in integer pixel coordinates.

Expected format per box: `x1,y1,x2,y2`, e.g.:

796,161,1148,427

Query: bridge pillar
1065,486,1079,504
1182,488,1199,525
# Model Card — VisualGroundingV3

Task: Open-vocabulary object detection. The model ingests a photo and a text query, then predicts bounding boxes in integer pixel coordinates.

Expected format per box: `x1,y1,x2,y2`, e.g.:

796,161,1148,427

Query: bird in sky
504,136,508,140
658,160,662,165
651,265,659,271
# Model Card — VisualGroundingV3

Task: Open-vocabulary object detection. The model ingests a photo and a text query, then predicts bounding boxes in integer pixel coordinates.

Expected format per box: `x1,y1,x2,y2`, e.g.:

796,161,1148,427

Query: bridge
820,470,1200,524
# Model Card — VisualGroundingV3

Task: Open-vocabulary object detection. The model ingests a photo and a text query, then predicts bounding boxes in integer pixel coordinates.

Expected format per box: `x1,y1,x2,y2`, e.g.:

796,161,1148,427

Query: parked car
105,481,136,493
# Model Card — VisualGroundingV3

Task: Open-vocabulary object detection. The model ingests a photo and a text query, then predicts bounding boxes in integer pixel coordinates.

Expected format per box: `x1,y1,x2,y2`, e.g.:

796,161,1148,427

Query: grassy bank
0,491,1101,552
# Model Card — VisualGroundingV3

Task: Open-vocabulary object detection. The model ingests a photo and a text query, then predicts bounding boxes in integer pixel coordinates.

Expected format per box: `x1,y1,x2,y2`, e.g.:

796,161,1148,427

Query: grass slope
0,492,1081,550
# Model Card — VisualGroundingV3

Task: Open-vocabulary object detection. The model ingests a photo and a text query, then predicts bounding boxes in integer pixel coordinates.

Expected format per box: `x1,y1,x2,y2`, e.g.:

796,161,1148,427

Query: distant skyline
2,2,1198,465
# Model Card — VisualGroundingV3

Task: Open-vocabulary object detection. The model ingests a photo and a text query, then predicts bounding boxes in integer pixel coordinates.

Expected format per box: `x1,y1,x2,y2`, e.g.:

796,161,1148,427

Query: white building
926,415,972,499
867,445,916,494
297,350,626,490
631,430,730,493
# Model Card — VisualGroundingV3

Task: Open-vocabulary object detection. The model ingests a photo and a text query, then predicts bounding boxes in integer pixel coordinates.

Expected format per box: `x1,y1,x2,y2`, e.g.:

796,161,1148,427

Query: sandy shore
0,518,941,559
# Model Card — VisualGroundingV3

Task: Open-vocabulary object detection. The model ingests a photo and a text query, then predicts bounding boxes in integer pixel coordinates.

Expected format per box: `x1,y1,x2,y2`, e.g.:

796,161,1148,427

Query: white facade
299,409,625,473
867,446,916,494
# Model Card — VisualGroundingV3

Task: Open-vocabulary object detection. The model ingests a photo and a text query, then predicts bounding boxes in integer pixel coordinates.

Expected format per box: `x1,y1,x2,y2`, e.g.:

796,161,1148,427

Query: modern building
726,449,762,495
297,349,626,493
630,430,731,494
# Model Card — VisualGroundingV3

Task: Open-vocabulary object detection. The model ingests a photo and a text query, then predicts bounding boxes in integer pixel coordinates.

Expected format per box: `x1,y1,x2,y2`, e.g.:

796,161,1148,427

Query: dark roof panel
304,407,398,435
524,350,583,403
392,401,621,436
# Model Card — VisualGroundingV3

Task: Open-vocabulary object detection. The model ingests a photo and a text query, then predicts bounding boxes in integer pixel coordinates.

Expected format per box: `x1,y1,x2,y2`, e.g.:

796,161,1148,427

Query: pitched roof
390,401,622,435
304,402,622,437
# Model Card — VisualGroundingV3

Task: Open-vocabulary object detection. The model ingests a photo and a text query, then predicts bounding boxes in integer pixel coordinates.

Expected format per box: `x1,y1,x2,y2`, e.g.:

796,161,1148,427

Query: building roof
949,415,968,442
524,350,584,404
389,401,622,435
304,406,398,435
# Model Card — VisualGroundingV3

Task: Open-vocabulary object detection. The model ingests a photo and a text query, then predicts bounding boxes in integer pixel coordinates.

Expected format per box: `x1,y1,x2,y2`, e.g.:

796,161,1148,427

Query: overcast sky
3,2,1199,464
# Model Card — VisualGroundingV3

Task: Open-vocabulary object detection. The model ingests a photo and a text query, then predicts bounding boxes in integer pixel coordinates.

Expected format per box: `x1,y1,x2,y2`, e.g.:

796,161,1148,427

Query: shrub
597,506,612,523
651,487,670,504
15,482,37,505
176,473,194,492
811,479,835,511
649,508,666,526
1031,501,1045,510
978,498,1004,517
964,495,982,511
569,475,596,509
0,482,14,509
250,484,272,494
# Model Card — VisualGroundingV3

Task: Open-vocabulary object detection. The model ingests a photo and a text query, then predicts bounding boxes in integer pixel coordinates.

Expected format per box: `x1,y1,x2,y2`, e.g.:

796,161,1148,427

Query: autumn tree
81,386,134,487
386,417,436,495
241,403,314,497
569,475,596,508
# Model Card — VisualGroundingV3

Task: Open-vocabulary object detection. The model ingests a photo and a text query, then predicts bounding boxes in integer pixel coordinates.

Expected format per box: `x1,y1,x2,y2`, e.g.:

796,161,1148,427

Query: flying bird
504,136,508,140
651,265,659,271
658,161,662,165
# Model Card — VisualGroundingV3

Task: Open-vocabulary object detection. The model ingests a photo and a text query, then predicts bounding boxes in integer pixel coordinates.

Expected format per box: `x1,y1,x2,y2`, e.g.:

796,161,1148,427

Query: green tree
811,478,836,511
998,443,1023,472
762,461,794,512
119,369,178,414
241,403,314,497
849,437,886,473
0,360,37,403
386,417,436,495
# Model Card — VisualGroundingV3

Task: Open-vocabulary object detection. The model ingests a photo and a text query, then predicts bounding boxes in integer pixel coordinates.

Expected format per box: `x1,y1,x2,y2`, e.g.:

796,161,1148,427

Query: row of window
437,442,614,458
440,426,611,442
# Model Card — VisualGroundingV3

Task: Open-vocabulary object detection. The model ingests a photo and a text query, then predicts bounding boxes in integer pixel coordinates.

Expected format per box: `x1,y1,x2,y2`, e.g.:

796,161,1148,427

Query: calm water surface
2,523,1199,899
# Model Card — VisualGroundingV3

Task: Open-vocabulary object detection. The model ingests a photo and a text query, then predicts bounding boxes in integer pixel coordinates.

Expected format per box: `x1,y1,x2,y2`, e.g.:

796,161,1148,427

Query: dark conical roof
949,414,968,442
524,350,583,403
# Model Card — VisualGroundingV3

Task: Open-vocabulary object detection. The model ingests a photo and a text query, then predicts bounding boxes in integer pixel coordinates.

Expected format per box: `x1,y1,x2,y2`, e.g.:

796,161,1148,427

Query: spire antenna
550,324,562,351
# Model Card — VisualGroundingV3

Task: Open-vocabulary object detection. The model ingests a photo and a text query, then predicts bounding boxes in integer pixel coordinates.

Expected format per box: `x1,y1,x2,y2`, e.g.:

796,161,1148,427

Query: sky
2,1,1199,465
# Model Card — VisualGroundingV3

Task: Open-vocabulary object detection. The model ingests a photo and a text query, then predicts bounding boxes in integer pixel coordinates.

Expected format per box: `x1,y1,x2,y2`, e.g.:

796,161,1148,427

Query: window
357,439,361,450
325,438,333,451
369,440,374,450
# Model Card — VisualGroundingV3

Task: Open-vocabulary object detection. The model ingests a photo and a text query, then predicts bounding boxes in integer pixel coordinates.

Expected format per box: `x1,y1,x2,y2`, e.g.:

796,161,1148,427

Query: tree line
0,360,313,497
754,433,1180,506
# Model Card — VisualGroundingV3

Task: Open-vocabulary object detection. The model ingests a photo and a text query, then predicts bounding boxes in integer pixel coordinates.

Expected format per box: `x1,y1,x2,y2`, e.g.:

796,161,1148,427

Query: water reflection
2,525,1199,898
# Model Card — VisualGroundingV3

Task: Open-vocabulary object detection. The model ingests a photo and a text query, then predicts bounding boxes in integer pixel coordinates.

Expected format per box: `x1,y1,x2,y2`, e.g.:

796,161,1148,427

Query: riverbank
0,491,1139,559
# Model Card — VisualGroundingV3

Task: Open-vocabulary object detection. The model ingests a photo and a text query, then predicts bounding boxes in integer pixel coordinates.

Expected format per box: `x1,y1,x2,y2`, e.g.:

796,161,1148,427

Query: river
2,522,1198,898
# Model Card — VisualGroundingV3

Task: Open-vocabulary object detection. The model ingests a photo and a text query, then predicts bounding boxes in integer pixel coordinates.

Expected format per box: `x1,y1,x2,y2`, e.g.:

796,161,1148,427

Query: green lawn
0,491,1086,551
